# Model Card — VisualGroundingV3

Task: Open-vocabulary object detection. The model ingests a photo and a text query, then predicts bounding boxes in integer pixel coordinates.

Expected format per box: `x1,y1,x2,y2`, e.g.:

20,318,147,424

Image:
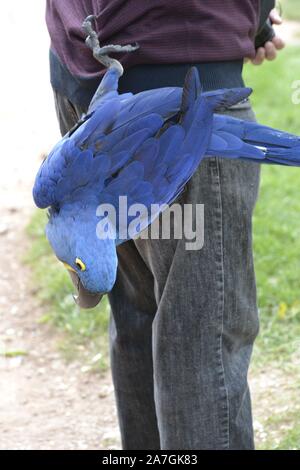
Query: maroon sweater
46,0,261,80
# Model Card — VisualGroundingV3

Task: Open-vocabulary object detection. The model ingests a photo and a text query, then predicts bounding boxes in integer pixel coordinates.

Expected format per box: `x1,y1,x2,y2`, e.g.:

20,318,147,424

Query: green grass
258,403,300,450
281,0,300,21
251,164,300,367
244,48,300,449
0,350,28,358
244,47,300,368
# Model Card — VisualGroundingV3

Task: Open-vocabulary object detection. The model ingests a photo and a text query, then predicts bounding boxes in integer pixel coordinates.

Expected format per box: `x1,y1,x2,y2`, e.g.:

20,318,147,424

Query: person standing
46,0,284,449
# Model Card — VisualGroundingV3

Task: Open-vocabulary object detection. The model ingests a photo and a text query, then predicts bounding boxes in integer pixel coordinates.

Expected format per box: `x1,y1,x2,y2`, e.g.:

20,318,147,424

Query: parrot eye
75,258,86,271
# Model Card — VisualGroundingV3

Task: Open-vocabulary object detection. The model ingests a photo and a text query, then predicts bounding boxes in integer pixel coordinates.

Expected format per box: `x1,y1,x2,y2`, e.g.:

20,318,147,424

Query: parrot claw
82,15,139,76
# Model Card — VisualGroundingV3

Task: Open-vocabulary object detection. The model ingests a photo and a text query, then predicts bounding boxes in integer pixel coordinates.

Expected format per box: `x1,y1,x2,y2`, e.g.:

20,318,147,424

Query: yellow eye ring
75,258,86,271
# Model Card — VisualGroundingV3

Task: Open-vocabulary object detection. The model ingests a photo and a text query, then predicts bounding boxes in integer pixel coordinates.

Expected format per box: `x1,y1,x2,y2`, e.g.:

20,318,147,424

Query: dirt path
0,193,120,449
0,3,120,450
0,232,120,450
0,5,299,450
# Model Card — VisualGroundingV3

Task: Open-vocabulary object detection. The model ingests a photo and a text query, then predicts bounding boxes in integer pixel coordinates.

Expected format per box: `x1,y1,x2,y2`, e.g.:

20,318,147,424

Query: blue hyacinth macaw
33,16,300,308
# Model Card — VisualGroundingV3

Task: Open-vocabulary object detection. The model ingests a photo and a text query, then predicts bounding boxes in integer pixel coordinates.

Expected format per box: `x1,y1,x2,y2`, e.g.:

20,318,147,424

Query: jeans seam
211,157,230,449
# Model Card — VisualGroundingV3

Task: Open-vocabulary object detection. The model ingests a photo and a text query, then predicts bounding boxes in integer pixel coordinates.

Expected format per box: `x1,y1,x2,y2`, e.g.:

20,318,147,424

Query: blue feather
32,65,300,300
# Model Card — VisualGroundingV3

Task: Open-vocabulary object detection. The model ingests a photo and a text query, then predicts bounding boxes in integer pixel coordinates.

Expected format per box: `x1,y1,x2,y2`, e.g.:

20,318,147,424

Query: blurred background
0,0,299,450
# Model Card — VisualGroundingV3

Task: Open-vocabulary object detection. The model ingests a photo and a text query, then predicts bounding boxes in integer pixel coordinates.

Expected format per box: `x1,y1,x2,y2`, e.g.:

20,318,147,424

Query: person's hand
246,9,285,65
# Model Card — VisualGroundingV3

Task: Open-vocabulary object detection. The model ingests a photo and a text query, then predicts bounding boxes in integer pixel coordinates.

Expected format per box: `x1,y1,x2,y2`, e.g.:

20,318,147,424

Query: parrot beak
67,270,103,309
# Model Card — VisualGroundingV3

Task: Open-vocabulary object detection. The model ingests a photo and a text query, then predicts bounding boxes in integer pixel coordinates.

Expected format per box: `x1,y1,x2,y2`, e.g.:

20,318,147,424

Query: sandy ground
0,3,299,450
0,2,120,450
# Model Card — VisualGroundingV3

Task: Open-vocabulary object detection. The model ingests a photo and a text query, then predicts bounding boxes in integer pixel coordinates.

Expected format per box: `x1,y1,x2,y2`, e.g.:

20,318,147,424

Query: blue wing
98,69,251,238
207,114,300,165
33,67,250,214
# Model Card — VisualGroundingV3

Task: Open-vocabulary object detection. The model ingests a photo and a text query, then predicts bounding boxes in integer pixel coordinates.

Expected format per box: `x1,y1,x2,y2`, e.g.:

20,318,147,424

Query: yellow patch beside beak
62,262,76,273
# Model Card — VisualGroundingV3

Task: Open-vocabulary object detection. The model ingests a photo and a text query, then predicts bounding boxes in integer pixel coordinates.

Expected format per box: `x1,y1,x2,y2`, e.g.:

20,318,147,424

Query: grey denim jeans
54,86,260,450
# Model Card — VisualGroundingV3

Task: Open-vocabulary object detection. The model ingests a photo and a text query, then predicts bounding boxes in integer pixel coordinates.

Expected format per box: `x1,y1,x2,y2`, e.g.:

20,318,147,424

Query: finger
251,47,266,65
272,36,285,50
264,41,277,60
270,8,282,25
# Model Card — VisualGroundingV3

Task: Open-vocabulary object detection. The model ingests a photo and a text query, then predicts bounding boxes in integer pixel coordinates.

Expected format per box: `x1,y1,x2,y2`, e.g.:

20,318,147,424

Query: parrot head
46,204,118,308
